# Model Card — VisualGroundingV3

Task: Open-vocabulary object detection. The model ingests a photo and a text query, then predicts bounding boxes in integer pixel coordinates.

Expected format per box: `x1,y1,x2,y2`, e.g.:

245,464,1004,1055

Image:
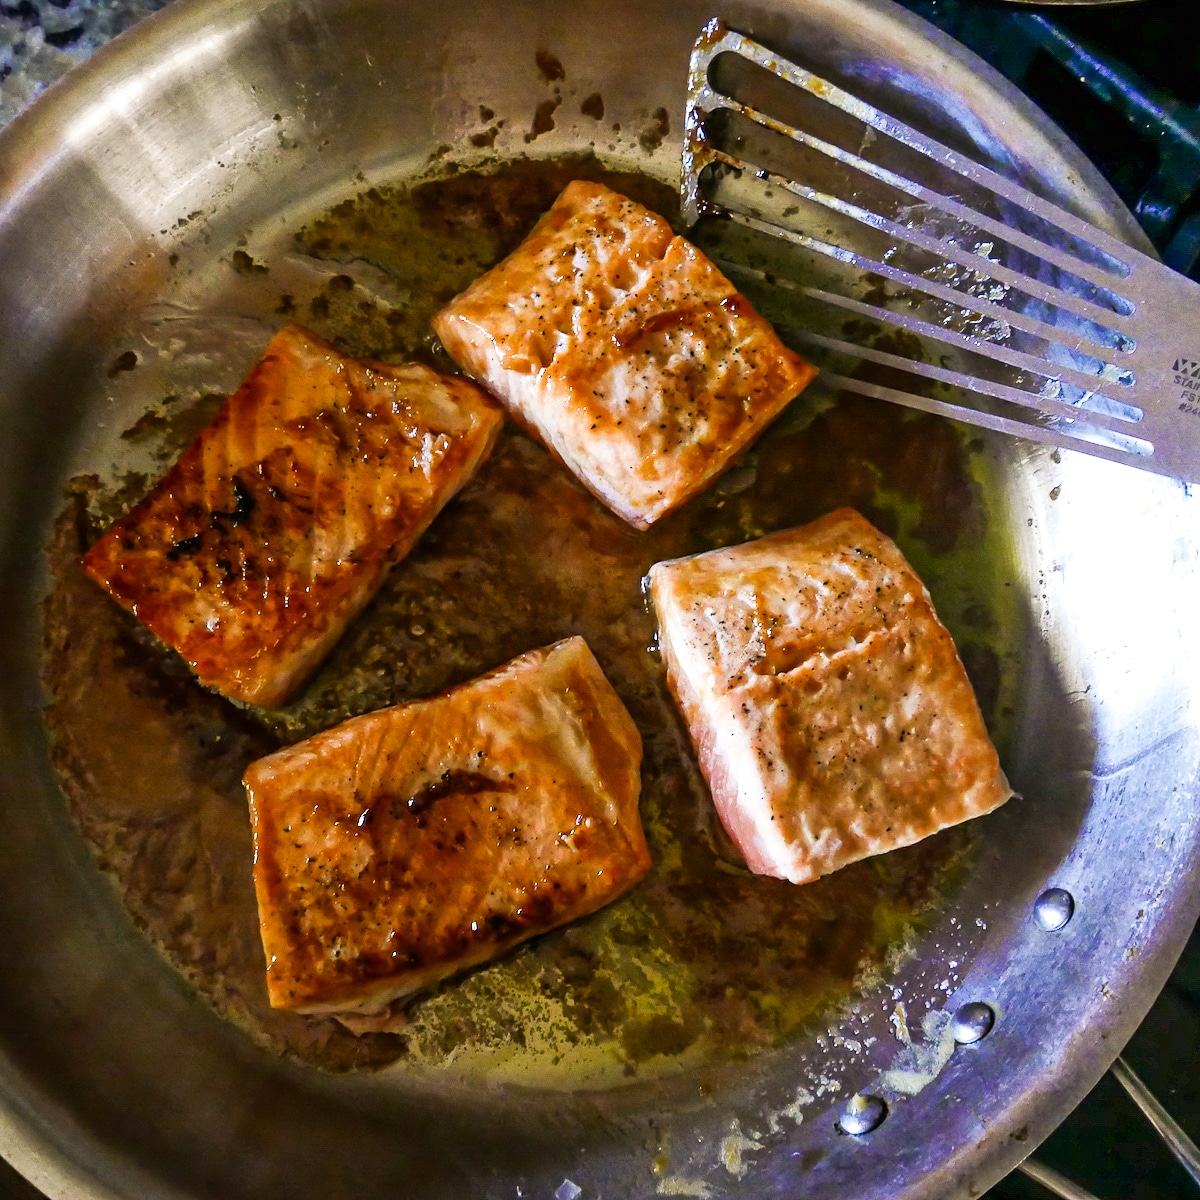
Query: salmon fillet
648,509,1010,884
243,636,650,1015
81,324,503,707
433,180,816,529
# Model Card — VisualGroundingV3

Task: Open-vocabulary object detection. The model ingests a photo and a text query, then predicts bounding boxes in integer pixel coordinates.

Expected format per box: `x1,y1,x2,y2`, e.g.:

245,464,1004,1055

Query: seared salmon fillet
433,180,816,529
648,509,1010,884
81,324,503,707
243,636,650,1015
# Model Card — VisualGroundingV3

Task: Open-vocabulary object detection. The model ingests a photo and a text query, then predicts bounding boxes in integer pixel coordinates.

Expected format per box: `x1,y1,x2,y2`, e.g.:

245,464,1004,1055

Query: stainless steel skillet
1,0,1199,1197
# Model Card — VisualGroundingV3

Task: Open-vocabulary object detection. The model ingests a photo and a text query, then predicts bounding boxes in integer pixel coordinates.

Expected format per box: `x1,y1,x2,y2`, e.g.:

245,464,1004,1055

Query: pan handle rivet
838,1093,887,1136
1033,887,1075,932
951,1001,995,1045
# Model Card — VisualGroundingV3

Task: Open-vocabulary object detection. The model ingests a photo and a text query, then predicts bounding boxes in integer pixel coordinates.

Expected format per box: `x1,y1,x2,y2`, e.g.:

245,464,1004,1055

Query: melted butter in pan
42,156,1021,1082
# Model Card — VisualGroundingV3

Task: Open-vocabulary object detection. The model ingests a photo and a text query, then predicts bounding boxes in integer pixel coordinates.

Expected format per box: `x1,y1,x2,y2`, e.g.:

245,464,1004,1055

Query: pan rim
1,0,1195,1197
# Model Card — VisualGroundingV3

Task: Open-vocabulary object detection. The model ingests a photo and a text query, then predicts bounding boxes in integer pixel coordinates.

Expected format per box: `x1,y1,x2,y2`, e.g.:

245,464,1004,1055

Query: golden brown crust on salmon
649,509,1010,884
434,180,817,529
80,325,503,707
243,636,650,1015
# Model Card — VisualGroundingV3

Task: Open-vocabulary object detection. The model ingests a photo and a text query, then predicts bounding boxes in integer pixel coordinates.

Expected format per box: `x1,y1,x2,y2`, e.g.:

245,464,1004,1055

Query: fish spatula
682,19,1200,484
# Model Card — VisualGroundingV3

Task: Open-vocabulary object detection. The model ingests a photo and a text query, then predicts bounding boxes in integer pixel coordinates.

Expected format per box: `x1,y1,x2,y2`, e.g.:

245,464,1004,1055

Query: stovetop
2,0,1198,1197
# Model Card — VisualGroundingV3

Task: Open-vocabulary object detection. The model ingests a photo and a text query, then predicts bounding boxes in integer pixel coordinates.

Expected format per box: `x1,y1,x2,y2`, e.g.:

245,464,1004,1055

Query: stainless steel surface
1110,1057,1200,1186
1018,1159,1104,1200
950,1002,996,1046
682,22,1200,484
1,0,1199,1198
1034,887,1077,932
839,1094,889,1136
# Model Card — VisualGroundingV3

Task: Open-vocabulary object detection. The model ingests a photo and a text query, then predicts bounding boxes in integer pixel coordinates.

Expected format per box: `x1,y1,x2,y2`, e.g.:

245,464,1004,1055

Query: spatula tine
821,371,1154,465
789,329,1142,433
720,212,1140,405
702,146,1136,341
690,22,1142,285
701,92,1137,309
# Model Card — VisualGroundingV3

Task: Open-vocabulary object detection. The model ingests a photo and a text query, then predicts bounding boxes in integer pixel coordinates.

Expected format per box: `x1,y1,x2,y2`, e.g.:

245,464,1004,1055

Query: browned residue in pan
43,157,1007,1076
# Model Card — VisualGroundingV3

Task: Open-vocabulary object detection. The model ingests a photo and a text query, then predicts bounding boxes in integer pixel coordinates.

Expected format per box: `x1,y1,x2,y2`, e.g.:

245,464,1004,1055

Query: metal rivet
951,1001,995,1045
838,1093,887,1136
1033,887,1075,932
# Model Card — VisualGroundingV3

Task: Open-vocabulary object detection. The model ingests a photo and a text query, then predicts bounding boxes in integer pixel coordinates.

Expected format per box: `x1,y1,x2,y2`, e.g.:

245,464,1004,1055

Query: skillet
1,0,1199,1196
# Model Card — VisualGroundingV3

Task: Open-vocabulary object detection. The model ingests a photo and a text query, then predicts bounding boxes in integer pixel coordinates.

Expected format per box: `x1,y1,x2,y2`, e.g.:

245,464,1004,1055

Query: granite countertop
0,0,169,127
